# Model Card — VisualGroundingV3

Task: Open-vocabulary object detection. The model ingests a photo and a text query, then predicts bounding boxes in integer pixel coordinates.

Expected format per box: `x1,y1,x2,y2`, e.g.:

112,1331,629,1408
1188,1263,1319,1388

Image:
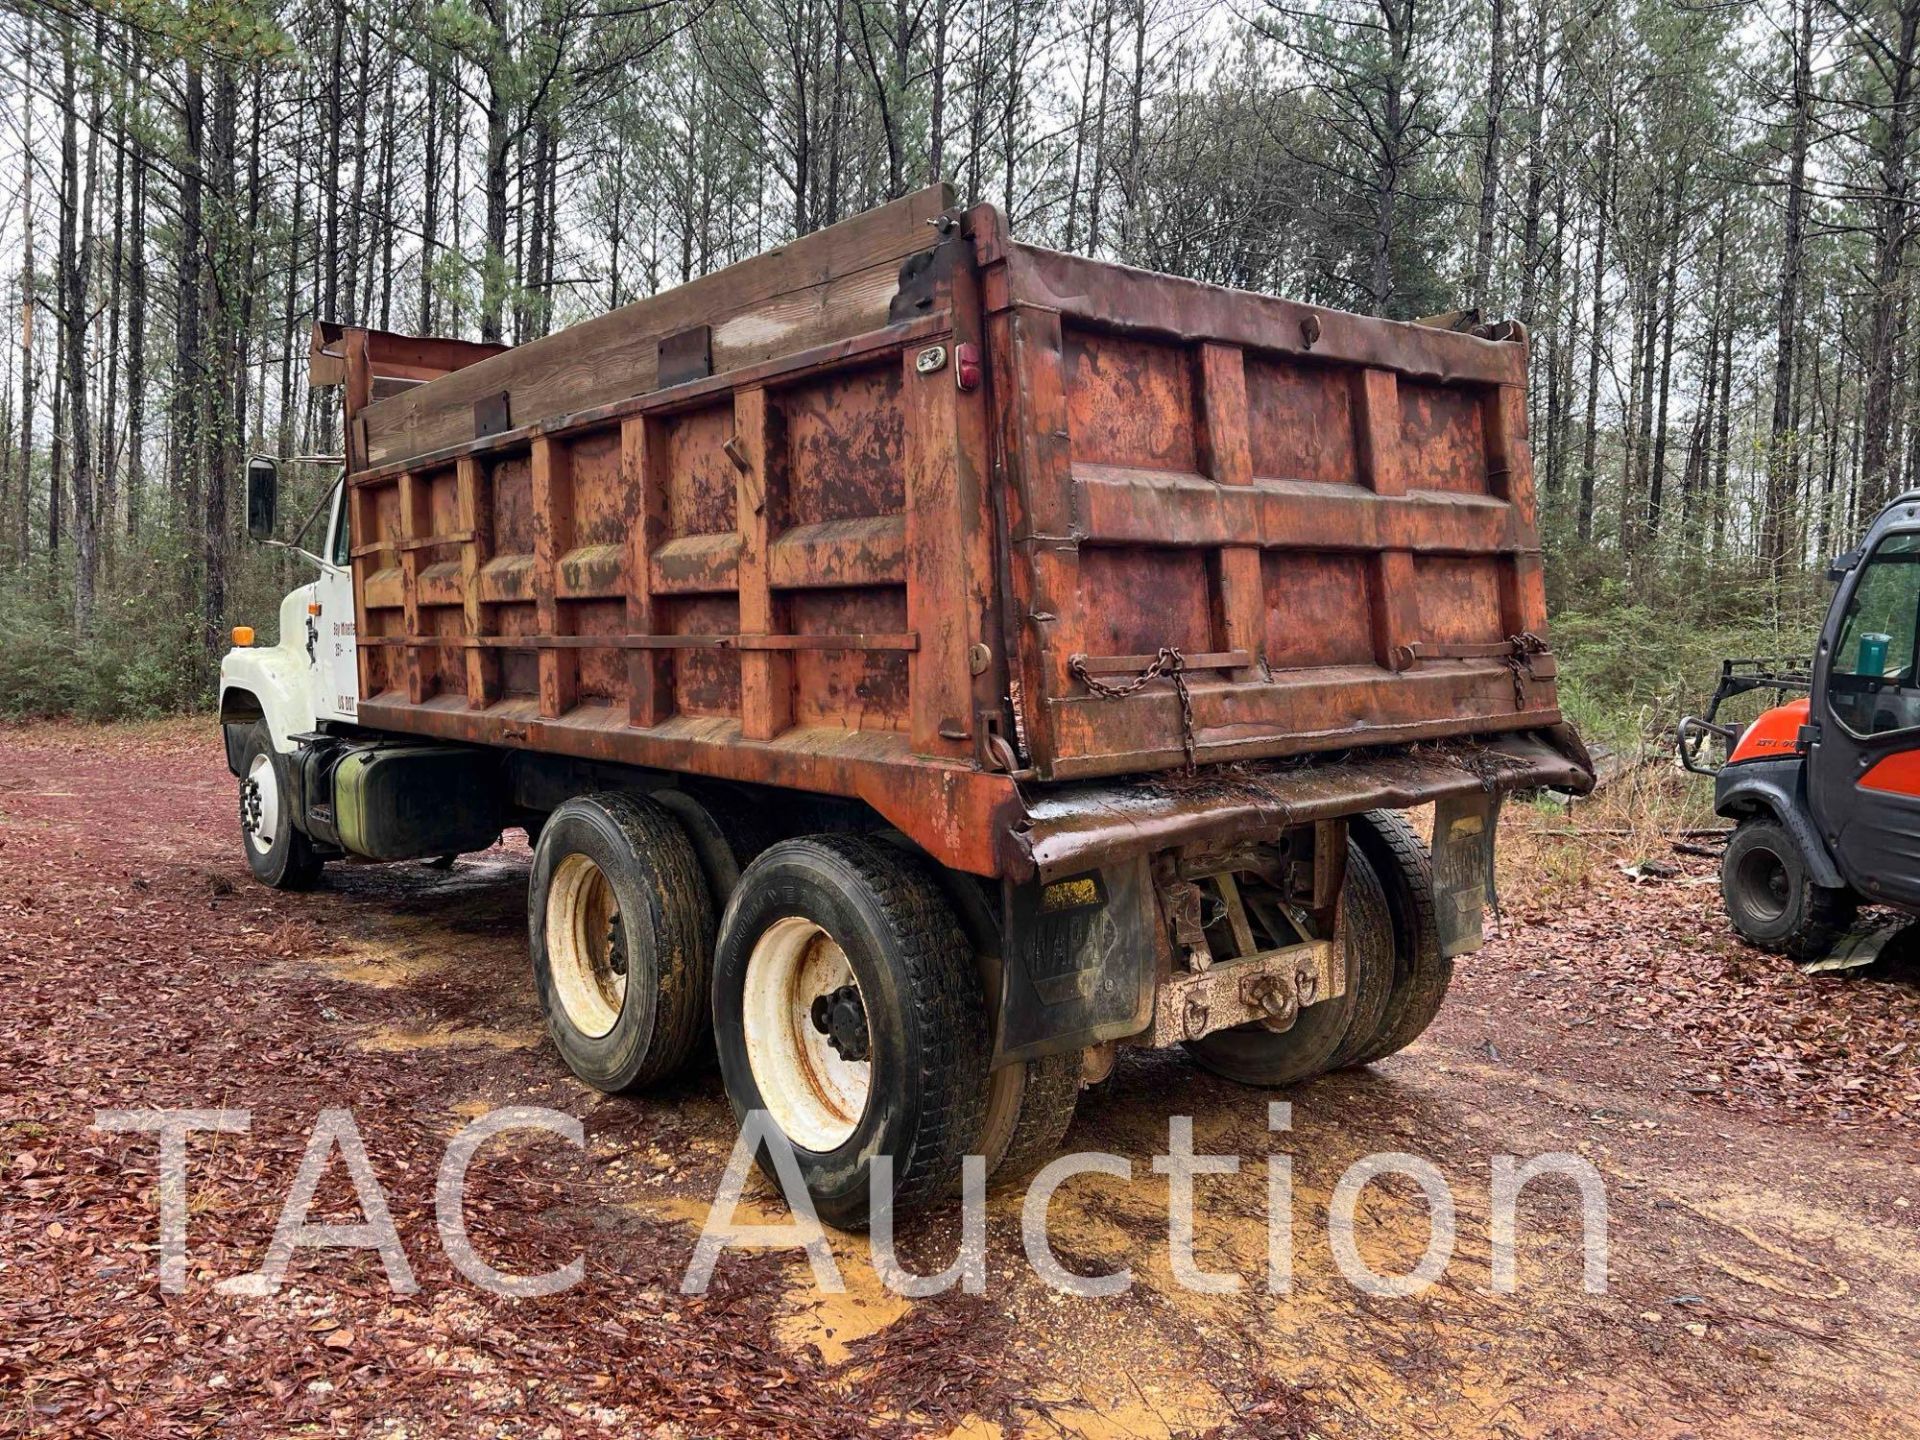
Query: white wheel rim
546,853,625,1039
243,753,280,853
742,917,872,1152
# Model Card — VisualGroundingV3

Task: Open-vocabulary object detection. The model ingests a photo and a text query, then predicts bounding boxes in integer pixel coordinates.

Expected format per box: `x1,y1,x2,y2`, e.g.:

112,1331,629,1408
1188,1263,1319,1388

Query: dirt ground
2,718,1918,1439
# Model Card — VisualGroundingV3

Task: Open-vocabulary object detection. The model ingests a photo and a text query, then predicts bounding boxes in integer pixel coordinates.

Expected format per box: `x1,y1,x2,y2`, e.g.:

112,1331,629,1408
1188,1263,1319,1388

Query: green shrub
1544,543,1830,753
0,566,203,721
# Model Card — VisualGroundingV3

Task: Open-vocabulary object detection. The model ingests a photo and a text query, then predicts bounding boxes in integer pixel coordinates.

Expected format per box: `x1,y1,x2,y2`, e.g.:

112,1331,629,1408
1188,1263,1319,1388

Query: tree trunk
1862,0,1920,511
1712,289,1735,556
1088,1,1114,249
1764,0,1814,575
1121,0,1147,248
1002,0,1026,221
16,18,37,566
1369,0,1411,315
1472,0,1508,309
483,69,512,342
930,0,948,182
202,62,239,678
173,60,205,574
419,37,441,333
238,67,264,452
342,0,372,323
1064,0,1102,252
1645,211,1682,546
101,24,130,572
280,70,306,458
325,0,344,320
375,50,397,331
126,39,147,542
1515,0,1549,327
1684,220,1729,538
524,115,551,338
1578,119,1615,542
1820,339,1842,557
64,12,104,632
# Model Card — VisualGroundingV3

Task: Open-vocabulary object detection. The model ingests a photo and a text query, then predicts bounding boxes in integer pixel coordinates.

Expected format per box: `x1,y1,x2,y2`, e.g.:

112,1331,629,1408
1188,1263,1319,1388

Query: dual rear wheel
531,802,1022,1226
529,797,1445,1225
1181,811,1449,1087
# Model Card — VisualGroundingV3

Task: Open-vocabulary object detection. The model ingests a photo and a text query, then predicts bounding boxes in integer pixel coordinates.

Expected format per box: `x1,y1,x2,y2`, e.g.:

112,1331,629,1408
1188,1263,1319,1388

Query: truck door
313,479,360,722
1809,528,1920,909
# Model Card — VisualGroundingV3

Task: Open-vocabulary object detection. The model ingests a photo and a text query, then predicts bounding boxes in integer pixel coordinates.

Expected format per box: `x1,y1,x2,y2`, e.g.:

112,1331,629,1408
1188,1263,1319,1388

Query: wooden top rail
350,186,956,474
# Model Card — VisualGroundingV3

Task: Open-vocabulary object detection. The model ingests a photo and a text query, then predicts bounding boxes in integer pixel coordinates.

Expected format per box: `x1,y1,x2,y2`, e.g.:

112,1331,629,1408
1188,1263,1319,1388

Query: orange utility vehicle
222,186,1592,1223
1681,492,1920,959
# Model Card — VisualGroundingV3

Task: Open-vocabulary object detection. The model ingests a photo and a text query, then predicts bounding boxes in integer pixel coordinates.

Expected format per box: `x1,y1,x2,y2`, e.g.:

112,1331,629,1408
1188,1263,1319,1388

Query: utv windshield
1831,531,1920,736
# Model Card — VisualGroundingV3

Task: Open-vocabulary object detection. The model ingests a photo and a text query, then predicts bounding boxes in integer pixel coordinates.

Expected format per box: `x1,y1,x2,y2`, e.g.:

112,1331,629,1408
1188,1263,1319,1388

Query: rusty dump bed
330,185,1585,879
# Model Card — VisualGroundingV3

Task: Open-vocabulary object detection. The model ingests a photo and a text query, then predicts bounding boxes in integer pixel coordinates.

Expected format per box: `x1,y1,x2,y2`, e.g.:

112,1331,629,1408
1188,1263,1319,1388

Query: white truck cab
219,466,359,744
217,462,361,887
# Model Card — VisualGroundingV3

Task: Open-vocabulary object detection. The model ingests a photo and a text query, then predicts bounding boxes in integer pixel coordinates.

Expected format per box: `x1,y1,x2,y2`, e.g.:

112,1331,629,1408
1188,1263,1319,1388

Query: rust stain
334,200,1583,878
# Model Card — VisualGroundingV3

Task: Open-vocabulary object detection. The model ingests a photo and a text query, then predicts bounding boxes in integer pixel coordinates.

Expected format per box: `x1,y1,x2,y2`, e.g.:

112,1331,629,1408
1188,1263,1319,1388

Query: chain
1503,631,1549,709
1069,646,1197,771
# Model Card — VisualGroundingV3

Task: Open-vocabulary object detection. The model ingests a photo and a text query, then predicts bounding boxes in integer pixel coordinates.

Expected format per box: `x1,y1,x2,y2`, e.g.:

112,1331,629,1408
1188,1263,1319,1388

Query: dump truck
220,185,1593,1225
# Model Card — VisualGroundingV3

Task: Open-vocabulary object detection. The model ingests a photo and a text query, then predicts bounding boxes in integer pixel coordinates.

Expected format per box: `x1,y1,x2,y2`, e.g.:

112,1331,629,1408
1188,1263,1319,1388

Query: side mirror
246,456,279,541
1828,548,1862,582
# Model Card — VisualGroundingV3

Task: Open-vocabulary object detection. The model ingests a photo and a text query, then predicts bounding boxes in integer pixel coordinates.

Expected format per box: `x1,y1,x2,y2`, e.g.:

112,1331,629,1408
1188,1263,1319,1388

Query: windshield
1830,531,1920,735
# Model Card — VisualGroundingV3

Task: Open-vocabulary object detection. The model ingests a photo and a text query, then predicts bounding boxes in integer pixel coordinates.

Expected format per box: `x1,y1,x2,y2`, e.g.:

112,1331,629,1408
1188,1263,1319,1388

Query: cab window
329,480,351,568
1831,532,1920,735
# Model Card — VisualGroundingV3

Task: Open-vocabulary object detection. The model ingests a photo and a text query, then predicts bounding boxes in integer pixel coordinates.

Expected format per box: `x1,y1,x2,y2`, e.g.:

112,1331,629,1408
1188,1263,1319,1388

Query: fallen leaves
1486,818,1920,1133
4,718,1916,1438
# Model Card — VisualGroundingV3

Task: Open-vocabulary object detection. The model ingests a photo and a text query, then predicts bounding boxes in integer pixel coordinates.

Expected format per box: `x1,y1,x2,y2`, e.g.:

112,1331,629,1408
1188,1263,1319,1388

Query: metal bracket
657,325,713,389
473,391,512,439
889,246,944,324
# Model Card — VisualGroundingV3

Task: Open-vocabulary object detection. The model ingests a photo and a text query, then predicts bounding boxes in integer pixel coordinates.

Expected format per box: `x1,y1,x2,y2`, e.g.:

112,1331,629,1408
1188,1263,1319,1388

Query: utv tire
712,835,990,1230
1721,817,1857,961
1343,809,1453,1065
1185,840,1395,1087
981,1050,1081,1187
530,793,714,1091
239,722,324,891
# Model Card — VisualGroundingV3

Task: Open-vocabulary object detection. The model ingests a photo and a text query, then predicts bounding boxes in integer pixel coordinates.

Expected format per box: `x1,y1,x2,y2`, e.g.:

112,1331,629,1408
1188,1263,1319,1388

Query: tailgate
976,222,1560,783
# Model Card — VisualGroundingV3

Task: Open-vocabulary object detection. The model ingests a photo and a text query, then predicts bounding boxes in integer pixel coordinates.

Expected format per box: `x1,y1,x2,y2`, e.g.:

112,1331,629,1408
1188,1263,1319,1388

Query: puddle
776,1259,913,1365
353,1023,539,1053
643,1191,913,1366
1027,1398,1221,1439
309,922,464,988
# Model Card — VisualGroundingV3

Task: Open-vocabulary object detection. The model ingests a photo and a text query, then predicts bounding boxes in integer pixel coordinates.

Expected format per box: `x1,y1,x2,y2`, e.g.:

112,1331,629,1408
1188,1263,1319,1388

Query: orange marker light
308,602,323,616
231,626,255,647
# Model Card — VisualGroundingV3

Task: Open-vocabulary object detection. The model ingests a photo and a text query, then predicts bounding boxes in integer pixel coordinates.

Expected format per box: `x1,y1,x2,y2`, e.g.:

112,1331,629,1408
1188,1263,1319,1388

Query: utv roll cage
1676,657,1814,776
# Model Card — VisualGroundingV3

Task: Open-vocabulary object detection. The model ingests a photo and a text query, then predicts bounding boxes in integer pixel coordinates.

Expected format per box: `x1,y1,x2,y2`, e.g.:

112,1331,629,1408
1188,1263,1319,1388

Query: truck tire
1721,816,1856,961
711,835,990,1229
980,1050,1080,1187
1342,809,1452,1066
1184,842,1395,1088
238,722,323,891
529,793,714,1091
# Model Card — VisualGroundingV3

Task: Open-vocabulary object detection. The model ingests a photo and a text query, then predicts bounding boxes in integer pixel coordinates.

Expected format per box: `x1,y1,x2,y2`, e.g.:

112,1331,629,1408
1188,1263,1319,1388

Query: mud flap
995,856,1157,1065
1432,791,1500,957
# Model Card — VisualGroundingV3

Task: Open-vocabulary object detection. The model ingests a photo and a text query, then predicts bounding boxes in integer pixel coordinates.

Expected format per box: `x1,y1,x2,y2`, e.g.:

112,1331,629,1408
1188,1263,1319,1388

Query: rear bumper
999,726,1593,882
